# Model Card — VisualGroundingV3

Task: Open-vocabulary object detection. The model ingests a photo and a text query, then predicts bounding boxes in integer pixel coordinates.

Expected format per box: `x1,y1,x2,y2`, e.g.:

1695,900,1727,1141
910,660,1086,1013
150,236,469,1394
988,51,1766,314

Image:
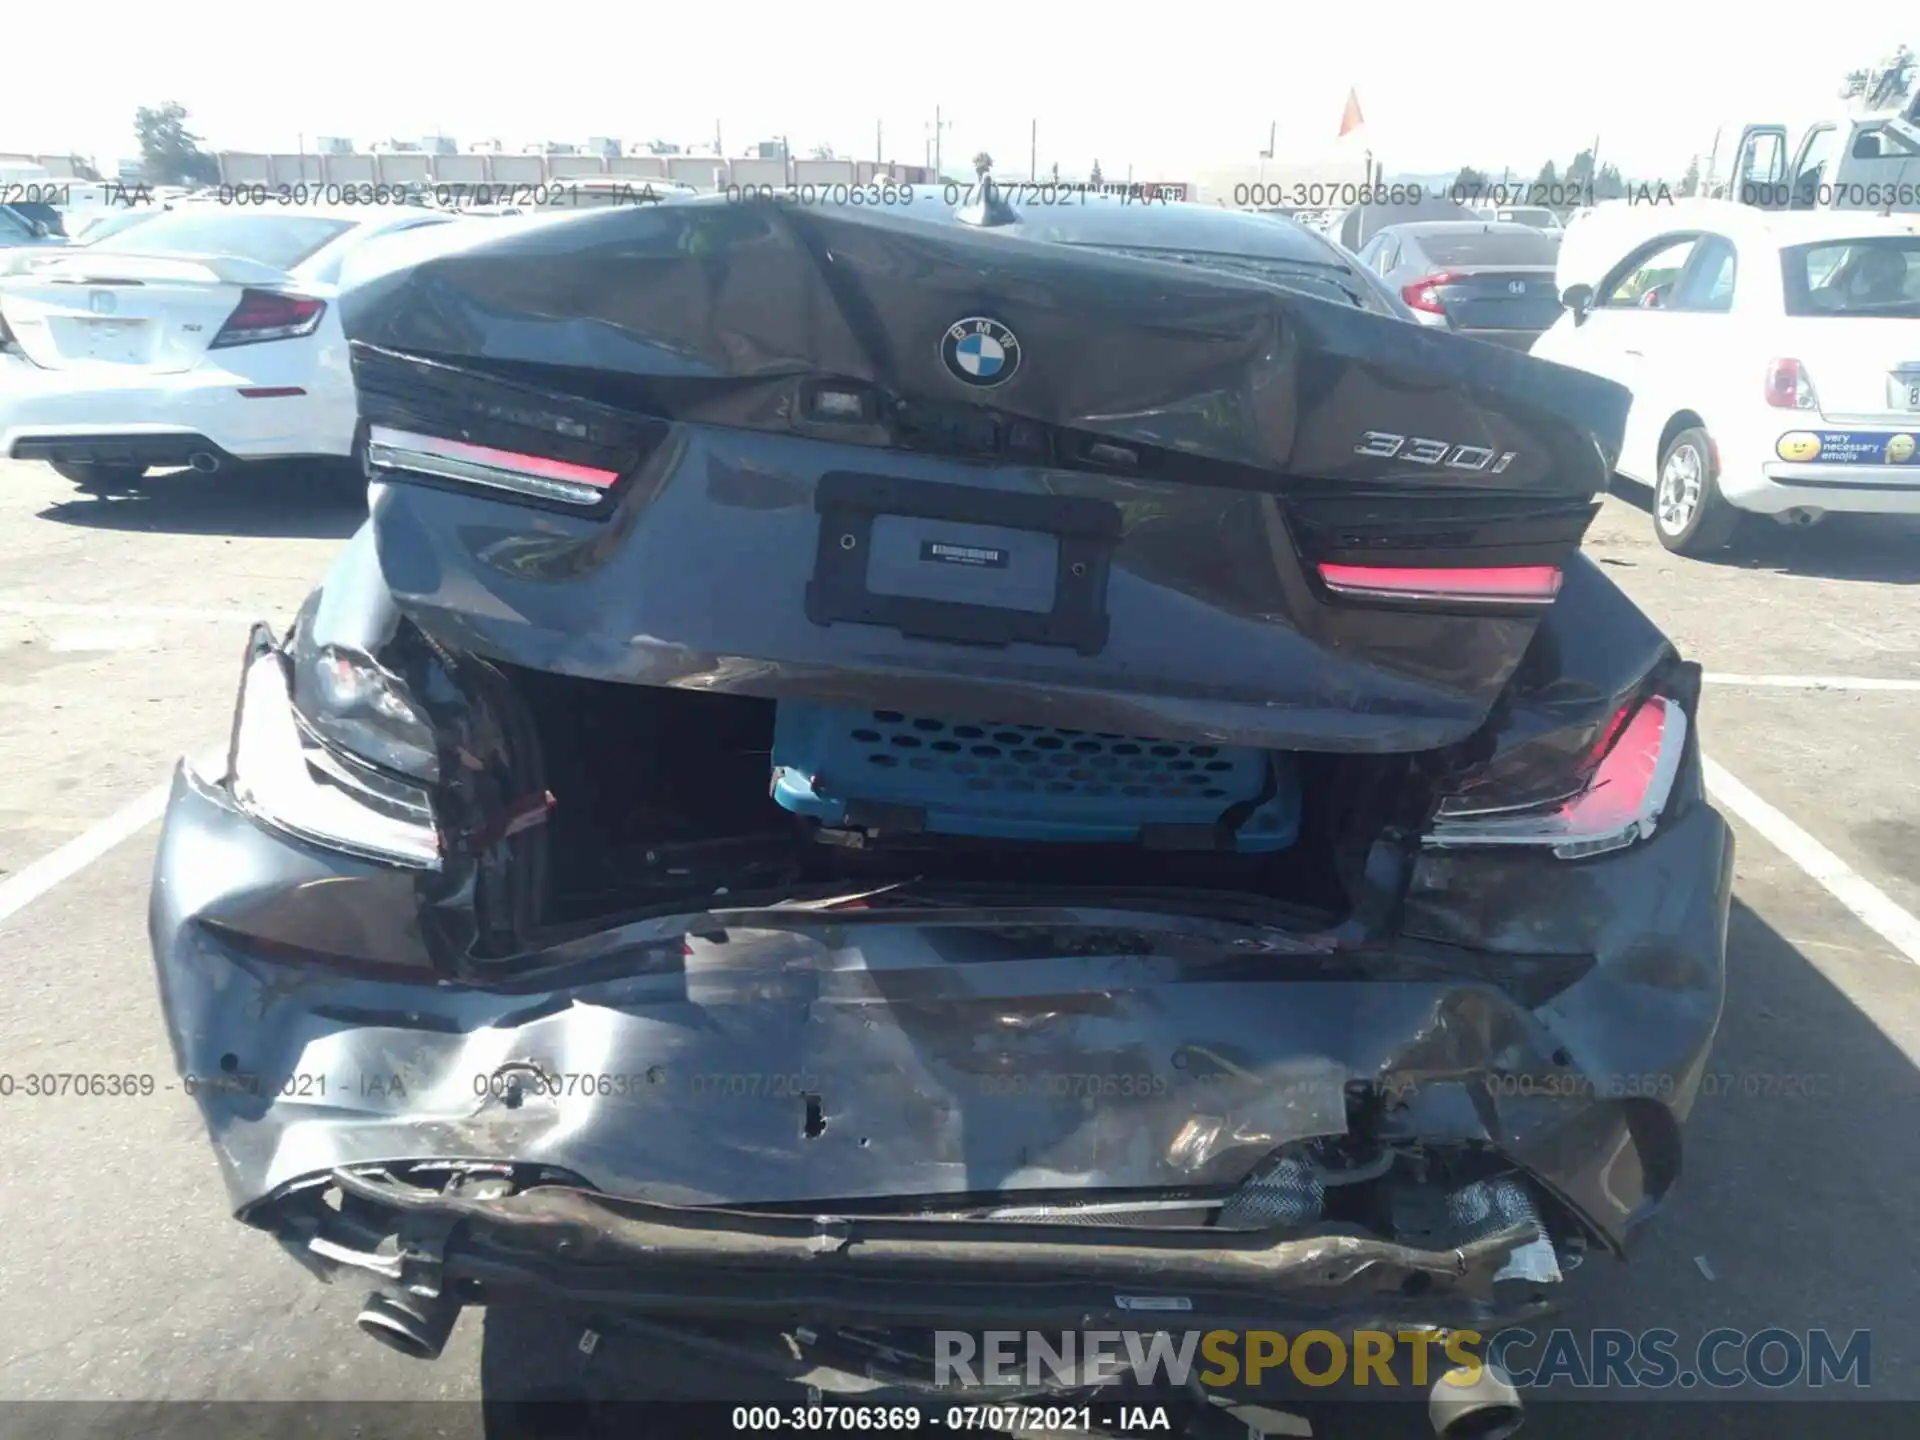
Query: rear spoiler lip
0,248,296,287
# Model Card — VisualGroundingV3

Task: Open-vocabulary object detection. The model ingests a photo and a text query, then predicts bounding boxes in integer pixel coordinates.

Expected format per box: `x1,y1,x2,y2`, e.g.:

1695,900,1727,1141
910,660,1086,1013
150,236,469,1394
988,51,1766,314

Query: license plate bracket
1893,369,1920,411
72,317,149,364
806,471,1119,655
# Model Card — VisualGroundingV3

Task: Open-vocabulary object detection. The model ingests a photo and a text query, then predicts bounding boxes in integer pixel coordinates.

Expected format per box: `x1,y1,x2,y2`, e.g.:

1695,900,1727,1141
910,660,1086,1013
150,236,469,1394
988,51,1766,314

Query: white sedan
1531,203,1920,554
0,204,457,490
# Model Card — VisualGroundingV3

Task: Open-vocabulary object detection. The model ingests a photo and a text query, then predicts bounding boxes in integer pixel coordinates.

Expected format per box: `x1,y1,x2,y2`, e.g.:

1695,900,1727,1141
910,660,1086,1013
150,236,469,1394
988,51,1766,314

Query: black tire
47,460,147,492
1653,426,1742,556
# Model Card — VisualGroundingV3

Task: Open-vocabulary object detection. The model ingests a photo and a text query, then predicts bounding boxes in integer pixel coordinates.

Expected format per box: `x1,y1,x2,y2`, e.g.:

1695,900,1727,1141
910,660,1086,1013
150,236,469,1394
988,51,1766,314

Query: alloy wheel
1657,444,1703,535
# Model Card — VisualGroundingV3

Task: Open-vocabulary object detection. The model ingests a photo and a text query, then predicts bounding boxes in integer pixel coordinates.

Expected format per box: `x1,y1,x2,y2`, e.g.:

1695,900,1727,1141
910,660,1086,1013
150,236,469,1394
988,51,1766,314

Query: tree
134,102,219,185
1089,159,1104,187
1049,161,1060,182
1534,159,1558,188
1566,148,1595,188
971,150,993,177
1679,156,1700,196
67,155,101,181
1453,165,1489,195
810,143,837,160
1593,163,1626,200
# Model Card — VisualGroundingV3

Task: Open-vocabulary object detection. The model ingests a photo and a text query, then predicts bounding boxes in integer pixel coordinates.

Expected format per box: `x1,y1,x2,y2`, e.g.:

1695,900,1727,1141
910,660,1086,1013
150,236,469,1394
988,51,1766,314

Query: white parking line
0,751,223,927
1704,673,1920,692
1704,757,1920,965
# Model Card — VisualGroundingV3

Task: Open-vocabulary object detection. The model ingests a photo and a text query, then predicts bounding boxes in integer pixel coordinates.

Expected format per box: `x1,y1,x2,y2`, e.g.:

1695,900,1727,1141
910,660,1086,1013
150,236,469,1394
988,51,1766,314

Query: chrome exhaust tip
1429,1361,1524,1439
356,1287,462,1361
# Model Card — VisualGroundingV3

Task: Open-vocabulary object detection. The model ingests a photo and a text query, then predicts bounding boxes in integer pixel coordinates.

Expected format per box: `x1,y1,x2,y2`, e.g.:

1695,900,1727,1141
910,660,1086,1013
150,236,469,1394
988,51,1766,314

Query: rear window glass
87,212,354,270
1782,238,1920,316
1419,229,1561,266
1494,208,1557,228
1078,245,1381,311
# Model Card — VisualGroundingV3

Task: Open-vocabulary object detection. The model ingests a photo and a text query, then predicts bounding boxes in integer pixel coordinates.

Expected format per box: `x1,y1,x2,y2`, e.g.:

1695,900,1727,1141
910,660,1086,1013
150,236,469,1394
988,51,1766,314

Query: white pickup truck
1713,48,1920,213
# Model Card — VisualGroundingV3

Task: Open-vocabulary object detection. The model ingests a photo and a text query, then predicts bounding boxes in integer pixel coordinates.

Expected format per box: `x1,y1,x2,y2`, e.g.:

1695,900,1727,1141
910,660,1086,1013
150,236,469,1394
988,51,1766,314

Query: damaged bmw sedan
147,188,1732,1429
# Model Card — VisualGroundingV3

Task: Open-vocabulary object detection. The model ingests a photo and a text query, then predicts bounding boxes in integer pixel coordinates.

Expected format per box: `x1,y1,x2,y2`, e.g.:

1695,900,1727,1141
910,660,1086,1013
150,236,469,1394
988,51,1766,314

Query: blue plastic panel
770,703,1299,850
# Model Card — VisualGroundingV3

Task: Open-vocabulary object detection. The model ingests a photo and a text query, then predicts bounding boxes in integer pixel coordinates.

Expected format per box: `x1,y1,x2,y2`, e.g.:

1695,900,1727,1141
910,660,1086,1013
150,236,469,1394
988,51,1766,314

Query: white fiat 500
1532,202,1920,555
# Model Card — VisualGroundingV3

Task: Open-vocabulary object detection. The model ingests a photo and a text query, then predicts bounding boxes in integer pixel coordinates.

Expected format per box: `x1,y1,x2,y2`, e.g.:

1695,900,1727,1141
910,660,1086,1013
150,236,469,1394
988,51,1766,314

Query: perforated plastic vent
770,703,1300,850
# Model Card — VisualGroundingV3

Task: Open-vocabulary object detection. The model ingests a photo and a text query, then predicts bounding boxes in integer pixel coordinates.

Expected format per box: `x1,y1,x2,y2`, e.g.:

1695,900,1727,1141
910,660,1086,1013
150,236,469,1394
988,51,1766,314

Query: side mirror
28,220,50,239
1561,282,1594,326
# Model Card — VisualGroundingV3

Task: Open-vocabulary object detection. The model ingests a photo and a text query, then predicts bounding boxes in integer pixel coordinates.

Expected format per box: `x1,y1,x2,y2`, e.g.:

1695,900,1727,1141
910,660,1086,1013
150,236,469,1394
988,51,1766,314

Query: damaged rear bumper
294,1165,1547,1333
148,726,1731,1329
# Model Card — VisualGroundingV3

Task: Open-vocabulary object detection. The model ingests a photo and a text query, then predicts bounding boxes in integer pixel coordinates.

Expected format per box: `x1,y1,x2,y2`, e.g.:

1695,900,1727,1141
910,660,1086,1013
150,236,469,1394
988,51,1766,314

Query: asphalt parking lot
0,458,1916,1437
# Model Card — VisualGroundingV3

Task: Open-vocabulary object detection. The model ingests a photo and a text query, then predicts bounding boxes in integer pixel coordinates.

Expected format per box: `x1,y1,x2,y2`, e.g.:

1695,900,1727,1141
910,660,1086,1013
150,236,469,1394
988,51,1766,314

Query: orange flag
1338,89,1365,138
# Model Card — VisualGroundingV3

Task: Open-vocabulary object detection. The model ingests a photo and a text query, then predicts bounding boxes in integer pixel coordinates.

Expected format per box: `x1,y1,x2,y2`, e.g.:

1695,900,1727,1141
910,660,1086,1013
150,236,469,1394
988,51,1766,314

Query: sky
4,4,1909,182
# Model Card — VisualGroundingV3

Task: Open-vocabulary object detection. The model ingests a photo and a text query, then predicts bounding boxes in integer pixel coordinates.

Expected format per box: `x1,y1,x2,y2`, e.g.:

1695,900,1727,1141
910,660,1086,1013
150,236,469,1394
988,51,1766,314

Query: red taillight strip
1426,695,1688,860
365,425,622,506
1318,562,1563,605
210,289,326,348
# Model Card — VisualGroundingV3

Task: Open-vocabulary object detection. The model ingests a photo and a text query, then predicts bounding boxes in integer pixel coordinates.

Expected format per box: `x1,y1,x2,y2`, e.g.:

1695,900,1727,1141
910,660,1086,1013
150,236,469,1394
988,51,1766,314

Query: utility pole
715,119,723,156
925,108,953,179
877,120,883,164
1260,121,1275,159
1030,119,1037,179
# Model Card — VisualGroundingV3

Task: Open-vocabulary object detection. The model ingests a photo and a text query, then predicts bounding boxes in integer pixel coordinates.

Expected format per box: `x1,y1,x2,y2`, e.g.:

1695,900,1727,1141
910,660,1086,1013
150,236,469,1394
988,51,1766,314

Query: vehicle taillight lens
1425,693,1689,860
366,425,622,507
230,631,441,870
1764,357,1819,411
1400,272,1461,315
210,289,326,348
1318,562,1563,607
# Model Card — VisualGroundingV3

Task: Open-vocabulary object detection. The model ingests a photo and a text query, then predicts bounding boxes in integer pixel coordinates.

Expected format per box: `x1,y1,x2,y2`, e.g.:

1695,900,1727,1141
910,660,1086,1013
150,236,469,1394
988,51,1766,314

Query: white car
1531,204,1920,554
0,204,457,490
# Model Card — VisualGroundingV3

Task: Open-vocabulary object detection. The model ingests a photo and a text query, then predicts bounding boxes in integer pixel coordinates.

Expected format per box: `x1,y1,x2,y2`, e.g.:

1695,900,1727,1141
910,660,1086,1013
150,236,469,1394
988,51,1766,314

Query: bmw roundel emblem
941,316,1021,388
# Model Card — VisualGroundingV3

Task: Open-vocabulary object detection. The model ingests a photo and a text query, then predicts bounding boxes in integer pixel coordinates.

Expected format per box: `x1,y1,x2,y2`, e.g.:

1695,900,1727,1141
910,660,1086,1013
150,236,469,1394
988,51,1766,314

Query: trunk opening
498,665,1429,935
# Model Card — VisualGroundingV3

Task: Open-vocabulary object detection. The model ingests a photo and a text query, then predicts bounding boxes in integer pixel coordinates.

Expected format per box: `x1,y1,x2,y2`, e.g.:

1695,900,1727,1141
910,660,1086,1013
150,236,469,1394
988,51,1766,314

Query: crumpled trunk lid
341,199,1629,752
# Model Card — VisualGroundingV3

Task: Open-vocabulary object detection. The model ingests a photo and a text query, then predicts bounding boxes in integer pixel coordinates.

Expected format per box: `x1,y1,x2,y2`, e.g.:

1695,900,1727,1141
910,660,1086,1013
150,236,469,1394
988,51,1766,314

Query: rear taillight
1400,272,1461,316
366,425,622,507
1426,692,1688,860
1764,357,1820,411
231,631,441,871
210,289,326,348
1318,562,1563,607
